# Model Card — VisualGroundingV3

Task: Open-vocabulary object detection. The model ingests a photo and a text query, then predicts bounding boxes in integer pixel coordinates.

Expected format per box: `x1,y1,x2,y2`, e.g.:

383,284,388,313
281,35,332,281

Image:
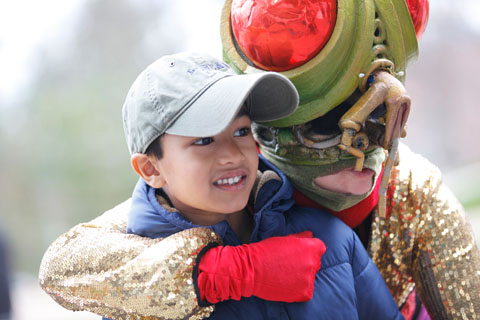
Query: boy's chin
217,199,250,215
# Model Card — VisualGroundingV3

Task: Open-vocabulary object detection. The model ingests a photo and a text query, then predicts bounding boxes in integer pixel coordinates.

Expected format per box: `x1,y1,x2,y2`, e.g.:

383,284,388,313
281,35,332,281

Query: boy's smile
213,170,247,190
149,115,258,226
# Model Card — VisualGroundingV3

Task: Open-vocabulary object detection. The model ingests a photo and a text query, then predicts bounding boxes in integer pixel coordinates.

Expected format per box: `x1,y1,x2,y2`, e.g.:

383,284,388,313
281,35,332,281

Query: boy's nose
218,140,245,165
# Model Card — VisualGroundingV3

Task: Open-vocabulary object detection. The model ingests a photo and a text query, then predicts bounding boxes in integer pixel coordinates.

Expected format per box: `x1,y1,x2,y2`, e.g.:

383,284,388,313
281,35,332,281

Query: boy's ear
131,154,166,188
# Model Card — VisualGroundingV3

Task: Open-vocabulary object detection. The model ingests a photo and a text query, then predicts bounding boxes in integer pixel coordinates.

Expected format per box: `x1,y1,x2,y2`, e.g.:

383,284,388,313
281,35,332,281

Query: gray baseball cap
122,52,299,154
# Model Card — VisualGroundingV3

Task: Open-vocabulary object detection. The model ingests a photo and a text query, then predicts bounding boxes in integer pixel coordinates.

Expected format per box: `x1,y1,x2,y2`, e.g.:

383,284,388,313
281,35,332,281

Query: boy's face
152,115,258,225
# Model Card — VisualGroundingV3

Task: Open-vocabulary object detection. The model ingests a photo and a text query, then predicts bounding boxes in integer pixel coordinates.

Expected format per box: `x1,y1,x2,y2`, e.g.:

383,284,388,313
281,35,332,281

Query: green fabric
262,146,385,211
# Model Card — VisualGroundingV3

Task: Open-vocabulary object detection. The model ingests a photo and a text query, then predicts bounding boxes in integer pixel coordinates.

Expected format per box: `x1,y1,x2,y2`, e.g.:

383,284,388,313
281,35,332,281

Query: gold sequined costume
370,144,480,319
39,144,480,319
39,200,219,320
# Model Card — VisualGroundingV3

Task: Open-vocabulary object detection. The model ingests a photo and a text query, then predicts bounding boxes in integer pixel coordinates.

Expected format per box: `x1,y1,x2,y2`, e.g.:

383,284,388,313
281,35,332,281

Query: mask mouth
290,68,410,219
313,167,375,196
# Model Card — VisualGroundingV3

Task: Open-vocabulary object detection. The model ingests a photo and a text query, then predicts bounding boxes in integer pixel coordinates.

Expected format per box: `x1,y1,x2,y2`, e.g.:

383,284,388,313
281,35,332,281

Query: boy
119,52,403,319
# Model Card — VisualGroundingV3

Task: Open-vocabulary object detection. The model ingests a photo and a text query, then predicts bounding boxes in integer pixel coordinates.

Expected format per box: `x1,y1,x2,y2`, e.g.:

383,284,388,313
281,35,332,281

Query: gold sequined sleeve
39,199,222,320
401,148,480,319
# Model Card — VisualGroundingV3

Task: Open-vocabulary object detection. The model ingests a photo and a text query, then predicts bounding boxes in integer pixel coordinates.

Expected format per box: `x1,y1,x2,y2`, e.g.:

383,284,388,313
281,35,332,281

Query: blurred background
0,0,479,319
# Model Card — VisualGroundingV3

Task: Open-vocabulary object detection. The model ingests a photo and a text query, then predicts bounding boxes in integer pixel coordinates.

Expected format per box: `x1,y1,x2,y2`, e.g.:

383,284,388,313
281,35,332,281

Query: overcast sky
0,0,478,104
0,0,224,104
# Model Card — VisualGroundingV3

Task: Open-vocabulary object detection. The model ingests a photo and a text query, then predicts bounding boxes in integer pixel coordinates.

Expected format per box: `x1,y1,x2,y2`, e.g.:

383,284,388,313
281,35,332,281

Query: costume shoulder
370,142,480,318
39,199,220,319
395,143,443,194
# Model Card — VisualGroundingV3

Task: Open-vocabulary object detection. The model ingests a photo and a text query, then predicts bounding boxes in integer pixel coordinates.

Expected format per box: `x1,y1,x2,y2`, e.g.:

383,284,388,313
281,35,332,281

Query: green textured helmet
221,0,421,127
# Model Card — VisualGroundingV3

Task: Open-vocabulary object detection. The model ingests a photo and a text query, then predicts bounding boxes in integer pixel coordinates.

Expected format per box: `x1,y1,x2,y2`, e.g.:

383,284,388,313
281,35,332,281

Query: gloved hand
197,231,326,304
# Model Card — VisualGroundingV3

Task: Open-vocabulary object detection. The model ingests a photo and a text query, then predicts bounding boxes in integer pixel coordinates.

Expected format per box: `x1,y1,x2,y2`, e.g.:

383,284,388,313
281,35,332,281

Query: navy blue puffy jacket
126,156,404,320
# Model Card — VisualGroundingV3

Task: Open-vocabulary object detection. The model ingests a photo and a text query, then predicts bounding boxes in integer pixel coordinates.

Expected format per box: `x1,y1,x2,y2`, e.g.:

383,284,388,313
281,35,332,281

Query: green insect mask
220,0,428,215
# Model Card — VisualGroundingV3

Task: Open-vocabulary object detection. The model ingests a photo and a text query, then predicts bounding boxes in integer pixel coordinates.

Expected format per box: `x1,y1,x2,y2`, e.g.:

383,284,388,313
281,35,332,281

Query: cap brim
165,72,298,137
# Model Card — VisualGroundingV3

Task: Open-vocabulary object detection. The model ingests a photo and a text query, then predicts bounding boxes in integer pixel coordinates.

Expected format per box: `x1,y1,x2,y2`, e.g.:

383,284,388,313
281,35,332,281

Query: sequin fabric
370,144,480,319
39,199,220,319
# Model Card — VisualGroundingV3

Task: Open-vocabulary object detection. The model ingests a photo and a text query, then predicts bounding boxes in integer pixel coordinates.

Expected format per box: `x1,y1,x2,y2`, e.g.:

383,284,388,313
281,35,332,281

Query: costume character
39,0,480,319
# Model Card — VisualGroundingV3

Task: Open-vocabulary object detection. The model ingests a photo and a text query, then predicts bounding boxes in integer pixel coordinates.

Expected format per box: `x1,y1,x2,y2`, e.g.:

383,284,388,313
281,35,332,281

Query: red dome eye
405,0,429,38
231,0,337,71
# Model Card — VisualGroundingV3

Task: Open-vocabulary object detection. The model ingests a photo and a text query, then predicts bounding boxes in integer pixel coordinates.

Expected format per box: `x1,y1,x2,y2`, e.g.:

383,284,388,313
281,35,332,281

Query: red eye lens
231,0,337,71
405,0,429,39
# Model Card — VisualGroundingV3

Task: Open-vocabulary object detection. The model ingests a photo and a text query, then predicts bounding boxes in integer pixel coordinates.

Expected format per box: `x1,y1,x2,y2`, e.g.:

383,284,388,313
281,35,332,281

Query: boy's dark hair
145,137,163,159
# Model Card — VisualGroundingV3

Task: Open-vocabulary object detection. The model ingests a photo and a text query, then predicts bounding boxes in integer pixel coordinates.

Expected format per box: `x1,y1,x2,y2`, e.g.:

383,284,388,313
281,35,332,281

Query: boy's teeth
216,176,242,185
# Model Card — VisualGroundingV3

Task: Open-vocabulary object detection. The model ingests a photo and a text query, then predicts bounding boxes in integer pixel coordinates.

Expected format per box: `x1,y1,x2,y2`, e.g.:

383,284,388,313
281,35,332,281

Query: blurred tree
0,226,11,318
0,0,184,274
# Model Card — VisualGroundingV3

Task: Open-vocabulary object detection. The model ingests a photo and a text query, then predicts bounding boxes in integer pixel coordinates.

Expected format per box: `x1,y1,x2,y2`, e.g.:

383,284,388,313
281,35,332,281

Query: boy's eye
193,137,214,145
234,127,251,137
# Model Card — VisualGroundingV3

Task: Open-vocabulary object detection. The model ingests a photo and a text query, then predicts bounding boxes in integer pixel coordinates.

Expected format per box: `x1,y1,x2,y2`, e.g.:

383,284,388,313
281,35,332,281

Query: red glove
197,231,326,304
